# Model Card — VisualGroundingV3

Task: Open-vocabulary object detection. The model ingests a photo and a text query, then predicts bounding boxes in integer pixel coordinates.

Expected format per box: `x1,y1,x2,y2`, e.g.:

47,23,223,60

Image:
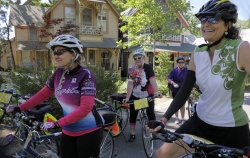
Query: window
88,50,96,65
101,50,111,70
29,28,37,41
83,8,92,26
65,7,76,24
97,12,107,32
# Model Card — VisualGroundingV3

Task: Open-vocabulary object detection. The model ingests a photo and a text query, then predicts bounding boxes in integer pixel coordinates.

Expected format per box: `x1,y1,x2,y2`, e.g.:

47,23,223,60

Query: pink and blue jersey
46,65,103,136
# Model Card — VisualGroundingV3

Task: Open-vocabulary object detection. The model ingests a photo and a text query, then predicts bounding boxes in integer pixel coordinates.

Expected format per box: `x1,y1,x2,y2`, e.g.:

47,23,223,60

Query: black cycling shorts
176,112,249,149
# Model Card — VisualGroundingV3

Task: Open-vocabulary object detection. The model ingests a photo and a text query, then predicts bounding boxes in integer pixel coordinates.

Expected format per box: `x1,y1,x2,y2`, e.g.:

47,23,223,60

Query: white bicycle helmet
46,34,83,53
133,49,145,57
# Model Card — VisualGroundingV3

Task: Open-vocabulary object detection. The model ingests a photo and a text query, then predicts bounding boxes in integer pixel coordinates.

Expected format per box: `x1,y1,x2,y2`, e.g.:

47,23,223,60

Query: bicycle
0,108,61,158
186,85,201,118
95,95,129,138
125,96,157,158
96,102,120,158
148,121,246,158
0,93,53,148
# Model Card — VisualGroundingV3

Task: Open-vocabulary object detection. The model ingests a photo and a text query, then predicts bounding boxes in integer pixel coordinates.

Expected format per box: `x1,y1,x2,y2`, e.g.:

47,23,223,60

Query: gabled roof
9,4,49,27
45,0,120,18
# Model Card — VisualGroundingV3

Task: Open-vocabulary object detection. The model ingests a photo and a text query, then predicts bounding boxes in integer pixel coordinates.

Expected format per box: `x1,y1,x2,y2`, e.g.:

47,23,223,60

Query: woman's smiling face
201,17,228,44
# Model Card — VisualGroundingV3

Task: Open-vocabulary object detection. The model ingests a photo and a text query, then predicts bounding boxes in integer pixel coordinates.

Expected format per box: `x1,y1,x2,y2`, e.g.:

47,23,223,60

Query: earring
225,31,228,35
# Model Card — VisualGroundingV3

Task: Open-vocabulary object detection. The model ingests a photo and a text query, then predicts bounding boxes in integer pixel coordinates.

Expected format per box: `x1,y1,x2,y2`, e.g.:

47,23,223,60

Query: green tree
119,0,191,49
0,1,16,70
184,12,201,37
109,0,127,13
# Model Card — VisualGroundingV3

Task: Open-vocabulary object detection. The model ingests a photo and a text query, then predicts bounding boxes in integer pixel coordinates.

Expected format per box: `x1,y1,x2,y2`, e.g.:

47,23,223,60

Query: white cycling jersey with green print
194,39,248,127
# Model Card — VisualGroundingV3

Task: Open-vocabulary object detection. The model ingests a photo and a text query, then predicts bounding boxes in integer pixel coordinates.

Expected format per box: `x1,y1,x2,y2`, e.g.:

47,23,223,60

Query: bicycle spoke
99,131,114,158
142,118,154,158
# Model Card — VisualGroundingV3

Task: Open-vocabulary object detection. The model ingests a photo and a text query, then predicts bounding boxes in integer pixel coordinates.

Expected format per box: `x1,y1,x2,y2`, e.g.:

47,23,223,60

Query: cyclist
6,34,104,158
122,48,162,142
148,0,250,157
167,56,188,124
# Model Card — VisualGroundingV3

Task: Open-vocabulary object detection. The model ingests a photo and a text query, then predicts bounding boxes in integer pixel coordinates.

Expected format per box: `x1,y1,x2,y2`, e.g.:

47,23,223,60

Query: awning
124,43,196,53
17,41,48,51
82,38,121,49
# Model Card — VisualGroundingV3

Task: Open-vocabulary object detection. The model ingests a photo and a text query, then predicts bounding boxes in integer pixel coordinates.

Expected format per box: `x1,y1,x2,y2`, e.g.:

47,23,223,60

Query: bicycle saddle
108,93,126,102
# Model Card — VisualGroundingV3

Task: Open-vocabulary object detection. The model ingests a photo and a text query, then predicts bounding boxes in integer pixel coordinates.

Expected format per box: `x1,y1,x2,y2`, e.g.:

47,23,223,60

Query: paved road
1,90,250,158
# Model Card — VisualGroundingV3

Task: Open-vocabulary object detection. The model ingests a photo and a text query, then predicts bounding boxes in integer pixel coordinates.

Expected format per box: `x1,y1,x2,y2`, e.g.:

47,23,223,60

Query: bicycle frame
19,129,61,158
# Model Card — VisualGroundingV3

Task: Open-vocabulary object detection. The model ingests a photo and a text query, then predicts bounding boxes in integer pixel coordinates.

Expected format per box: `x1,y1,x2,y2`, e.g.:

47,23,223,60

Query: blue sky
20,0,250,20
189,0,250,20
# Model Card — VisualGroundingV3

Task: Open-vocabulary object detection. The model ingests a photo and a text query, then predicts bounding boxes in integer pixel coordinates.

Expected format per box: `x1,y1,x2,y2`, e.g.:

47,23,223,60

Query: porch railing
80,25,101,35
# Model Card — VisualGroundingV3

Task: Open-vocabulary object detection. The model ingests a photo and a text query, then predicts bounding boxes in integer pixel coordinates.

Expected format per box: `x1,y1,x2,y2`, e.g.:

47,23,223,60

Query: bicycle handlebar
157,128,244,157
125,96,157,104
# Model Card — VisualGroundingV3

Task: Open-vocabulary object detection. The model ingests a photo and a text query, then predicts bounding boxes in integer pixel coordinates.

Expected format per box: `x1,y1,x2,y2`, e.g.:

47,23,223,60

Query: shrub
86,63,122,101
9,66,62,118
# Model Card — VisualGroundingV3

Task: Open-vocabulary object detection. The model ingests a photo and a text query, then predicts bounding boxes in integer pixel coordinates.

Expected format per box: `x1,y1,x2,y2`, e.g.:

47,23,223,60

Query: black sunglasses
134,56,144,61
178,62,184,64
53,49,72,56
200,17,220,25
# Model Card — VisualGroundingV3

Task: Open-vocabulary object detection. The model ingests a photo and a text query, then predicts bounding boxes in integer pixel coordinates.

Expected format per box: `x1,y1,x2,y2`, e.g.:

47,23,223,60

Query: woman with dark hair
147,0,250,157
167,56,188,124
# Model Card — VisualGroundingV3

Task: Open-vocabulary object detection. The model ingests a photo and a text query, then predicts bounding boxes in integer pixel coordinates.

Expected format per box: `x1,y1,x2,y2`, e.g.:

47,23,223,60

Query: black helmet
195,0,238,23
176,56,185,63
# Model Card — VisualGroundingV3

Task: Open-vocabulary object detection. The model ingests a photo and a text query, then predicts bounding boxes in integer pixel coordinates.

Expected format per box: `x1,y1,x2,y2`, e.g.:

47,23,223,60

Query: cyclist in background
122,48,162,142
6,35,104,158
148,0,250,157
167,56,188,124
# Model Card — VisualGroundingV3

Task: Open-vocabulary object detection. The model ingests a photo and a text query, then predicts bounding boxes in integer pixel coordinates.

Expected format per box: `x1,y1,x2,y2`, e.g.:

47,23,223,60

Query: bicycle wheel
31,131,60,157
113,106,129,137
99,130,114,158
187,98,193,118
141,117,154,158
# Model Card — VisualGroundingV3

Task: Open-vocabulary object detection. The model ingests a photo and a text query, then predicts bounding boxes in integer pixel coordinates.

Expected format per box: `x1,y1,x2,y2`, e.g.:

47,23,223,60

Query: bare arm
238,41,250,75
123,80,134,103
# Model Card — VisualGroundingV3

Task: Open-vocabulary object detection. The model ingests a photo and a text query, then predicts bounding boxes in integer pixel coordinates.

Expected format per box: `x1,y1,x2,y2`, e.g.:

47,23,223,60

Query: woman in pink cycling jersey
7,35,103,158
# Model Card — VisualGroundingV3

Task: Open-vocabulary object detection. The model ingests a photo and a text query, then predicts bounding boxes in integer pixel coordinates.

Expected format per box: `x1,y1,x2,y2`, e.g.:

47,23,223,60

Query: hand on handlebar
147,120,165,134
40,122,60,131
122,98,129,104
6,105,21,113
155,92,163,98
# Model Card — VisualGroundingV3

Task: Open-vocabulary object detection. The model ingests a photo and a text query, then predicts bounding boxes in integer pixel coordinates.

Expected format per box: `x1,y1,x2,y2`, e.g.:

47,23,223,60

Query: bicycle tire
99,130,114,158
141,117,154,158
31,131,61,157
187,98,193,118
112,106,129,137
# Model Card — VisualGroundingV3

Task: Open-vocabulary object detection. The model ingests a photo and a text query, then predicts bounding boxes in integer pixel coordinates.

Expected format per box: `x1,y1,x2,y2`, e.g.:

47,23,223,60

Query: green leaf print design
211,46,237,90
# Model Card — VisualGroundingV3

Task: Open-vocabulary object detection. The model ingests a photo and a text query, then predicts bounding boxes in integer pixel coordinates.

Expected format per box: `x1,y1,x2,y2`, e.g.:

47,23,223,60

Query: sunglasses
200,17,219,25
53,49,72,56
134,56,143,61
178,62,184,64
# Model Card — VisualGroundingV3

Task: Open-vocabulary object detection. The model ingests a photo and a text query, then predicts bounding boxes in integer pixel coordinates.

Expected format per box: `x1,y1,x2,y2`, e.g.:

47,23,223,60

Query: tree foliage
118,0,191,49
236,19,250,29
184,12,201,37
0,1,16,69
